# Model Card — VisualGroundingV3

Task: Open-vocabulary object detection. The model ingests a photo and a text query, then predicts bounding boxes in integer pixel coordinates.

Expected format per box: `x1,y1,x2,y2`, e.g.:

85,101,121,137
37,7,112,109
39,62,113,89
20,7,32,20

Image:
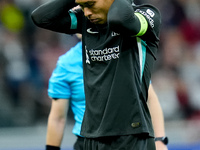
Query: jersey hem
80,130,154,138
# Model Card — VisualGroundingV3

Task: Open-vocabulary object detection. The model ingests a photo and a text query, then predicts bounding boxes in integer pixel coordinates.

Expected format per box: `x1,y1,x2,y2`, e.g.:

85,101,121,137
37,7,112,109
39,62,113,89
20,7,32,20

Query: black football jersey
31,0,161,138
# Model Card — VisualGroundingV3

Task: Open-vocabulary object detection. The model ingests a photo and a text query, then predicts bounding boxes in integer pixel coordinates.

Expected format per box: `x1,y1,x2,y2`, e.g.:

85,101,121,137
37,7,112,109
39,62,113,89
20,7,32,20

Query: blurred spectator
2,30,31,106
0,0,24,33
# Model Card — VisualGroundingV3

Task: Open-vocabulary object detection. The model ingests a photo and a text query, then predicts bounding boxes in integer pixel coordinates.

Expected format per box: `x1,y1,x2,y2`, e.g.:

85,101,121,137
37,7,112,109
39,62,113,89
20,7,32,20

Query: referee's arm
46,99,69,150
147,85,168,150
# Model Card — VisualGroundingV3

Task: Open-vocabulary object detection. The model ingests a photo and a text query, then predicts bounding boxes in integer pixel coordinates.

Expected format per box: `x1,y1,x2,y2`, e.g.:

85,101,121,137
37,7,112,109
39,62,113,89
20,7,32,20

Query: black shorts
73,136,84,150
83,134,155,150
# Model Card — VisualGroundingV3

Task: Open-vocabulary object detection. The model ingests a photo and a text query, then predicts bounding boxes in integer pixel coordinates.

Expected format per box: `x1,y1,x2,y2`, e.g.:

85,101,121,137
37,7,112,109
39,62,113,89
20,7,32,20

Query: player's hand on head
72,5,81,11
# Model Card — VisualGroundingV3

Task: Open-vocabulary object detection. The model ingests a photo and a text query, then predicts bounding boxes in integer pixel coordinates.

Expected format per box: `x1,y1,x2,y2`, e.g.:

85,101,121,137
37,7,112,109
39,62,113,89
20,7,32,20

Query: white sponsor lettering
85,46,120,62
85,46,90,64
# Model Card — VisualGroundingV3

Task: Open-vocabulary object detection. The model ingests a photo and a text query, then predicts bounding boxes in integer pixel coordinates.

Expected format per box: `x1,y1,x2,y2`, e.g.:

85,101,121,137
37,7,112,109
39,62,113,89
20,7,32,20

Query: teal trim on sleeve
136,37,147,81
69,10,77,29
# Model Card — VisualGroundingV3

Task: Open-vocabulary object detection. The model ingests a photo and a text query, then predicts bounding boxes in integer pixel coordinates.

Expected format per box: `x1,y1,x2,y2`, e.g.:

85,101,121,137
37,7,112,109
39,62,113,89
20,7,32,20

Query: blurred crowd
0,0,200,127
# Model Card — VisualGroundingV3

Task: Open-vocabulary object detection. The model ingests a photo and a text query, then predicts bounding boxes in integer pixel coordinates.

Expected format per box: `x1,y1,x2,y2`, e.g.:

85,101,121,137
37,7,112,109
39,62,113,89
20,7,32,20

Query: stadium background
0,0,200,149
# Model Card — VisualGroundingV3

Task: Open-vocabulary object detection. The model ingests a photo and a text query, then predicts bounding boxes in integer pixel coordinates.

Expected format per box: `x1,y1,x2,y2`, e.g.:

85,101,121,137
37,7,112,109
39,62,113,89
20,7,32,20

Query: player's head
76,0,134,25
76,0,115,24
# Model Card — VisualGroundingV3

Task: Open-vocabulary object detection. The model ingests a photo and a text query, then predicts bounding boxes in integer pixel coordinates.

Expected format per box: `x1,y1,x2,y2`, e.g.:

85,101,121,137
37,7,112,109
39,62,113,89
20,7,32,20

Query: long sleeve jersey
31,0,161,138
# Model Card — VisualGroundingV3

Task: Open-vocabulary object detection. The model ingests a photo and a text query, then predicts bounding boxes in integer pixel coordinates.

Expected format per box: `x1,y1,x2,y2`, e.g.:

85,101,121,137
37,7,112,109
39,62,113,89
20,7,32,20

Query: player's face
76,0,114,24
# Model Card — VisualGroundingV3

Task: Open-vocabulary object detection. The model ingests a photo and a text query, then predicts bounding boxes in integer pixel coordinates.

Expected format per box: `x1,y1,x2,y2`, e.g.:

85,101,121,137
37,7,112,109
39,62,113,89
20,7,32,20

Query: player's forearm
31,0,76,32
46,117,66,146
108,0,141,35
150,103,165,137
148,97,165,137
150,103,168,150
147,84,166,137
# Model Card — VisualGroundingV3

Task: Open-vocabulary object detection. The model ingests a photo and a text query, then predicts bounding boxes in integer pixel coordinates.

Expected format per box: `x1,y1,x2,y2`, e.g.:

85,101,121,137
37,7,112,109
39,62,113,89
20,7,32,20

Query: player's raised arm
31,0,77,33
108,0,161,37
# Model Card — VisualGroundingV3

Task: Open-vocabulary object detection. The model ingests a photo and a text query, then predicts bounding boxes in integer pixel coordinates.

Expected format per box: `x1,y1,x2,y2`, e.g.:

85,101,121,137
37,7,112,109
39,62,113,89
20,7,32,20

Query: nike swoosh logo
87,28,99,34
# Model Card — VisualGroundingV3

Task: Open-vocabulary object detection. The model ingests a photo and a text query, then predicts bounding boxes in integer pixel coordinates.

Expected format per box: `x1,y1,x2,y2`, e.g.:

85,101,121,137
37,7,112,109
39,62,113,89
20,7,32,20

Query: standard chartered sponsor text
88,46,120,61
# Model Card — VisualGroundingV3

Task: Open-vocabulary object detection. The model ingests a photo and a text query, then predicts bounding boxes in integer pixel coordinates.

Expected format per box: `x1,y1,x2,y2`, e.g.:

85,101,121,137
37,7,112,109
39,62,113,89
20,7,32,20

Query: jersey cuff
135,12,148,36
69,10,77,29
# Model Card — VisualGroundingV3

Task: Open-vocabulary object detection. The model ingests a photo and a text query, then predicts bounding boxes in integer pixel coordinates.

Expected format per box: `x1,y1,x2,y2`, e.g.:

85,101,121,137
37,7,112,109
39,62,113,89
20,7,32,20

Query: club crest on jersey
111,31,120,37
